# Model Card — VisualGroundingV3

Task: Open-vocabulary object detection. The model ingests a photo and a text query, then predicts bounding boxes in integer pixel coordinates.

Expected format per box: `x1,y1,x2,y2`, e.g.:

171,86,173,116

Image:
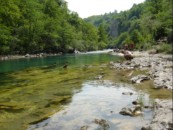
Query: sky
65,0,145,18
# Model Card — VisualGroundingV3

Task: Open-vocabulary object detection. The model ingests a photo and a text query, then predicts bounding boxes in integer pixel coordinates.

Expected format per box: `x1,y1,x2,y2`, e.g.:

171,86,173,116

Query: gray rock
95,75,104,80
119,107,133,116
80,126,89,130
119,105,142,116
74,49,80,54
131,75,150,83
142,99,173,130
25,54,30,57
148,49,157,54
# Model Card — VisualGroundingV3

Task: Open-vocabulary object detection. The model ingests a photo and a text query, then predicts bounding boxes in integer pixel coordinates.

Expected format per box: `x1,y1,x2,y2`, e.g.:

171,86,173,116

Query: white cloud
65,0,145,18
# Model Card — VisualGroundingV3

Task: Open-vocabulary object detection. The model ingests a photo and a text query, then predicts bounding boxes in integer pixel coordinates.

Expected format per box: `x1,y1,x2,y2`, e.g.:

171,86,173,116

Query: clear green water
0,53,121,73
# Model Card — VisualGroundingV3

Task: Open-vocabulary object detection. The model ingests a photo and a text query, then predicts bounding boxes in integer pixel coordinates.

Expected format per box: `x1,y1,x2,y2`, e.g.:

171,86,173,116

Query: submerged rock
63,64,68,69
0,103,24,112
143,106,154,109
93,119,110,129
122,92,133,95
80,125,89,130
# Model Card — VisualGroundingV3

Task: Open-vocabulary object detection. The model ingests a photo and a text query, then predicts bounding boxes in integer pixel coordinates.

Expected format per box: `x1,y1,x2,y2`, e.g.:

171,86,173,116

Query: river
0,50,117,73
0,51,154,130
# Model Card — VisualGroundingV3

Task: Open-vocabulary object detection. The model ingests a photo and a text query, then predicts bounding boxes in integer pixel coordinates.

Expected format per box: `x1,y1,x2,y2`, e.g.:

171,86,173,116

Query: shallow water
28,80,153,130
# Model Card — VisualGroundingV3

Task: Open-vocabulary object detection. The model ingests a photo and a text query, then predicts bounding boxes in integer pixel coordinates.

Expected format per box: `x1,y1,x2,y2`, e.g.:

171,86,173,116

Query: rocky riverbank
110,51,172,90
110,51,173,130
142,99,173,130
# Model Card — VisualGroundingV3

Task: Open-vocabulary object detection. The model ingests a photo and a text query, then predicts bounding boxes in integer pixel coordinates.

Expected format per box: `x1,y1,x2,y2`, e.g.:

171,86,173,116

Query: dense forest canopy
0,0,106,55
0,0,172,55
85,0,172,53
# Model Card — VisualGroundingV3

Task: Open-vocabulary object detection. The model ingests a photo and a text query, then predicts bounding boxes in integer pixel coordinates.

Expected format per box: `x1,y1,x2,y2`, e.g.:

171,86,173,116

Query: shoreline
110,51,172,130
0,53,63,61
0,49,114,61
110,51,172,89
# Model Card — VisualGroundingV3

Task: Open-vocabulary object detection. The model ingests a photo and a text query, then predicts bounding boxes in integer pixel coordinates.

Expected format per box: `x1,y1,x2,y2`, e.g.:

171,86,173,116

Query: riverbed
28,80,153,130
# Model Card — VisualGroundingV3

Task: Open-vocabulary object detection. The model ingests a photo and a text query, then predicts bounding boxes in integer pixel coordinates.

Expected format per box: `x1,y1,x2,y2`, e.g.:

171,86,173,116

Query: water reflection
28,80,153,130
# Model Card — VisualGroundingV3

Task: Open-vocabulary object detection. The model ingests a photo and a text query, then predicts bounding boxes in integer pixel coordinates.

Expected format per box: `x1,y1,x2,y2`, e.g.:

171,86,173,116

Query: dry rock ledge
110,51,173,130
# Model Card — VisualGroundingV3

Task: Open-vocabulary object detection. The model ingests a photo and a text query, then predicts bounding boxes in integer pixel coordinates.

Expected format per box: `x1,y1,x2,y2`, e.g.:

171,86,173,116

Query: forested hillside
85,0,172,53
0,0,172,55
0,0,108,55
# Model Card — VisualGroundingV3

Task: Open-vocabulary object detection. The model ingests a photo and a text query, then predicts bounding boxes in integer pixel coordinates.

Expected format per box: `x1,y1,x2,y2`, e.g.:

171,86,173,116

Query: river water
0,51,153,130
28,81,153,130
0,50,117,73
